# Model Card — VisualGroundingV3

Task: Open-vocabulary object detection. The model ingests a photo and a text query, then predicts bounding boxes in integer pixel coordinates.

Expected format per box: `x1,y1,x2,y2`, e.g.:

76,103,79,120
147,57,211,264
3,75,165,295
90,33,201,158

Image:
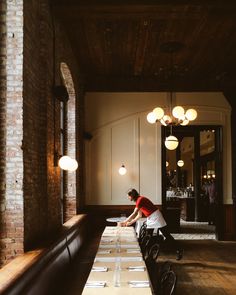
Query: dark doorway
162,125,223,240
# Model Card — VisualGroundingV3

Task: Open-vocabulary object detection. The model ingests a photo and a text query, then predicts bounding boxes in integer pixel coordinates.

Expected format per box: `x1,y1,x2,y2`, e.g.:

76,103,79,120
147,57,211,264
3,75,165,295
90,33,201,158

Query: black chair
147,243,160,262
160,270,177,295
158,260,172,280
144,243,161,293
138,221,147,243
140,234,152,255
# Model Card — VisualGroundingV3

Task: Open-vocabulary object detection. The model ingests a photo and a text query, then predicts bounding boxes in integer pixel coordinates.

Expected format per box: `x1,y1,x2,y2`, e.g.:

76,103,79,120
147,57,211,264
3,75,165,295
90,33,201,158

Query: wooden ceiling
53,0,236,92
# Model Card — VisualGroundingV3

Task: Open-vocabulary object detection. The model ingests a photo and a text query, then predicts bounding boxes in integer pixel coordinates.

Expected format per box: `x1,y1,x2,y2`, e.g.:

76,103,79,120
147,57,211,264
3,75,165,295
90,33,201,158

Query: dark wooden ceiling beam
133,20,151,76
52,0,236,93
83,75,236,92
52,0,236,7
53,0,236,21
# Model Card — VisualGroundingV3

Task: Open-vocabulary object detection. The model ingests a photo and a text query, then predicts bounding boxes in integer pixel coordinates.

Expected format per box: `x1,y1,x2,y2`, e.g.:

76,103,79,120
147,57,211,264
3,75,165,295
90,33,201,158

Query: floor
59,221,236,295
172,219,216,240
168,240,236,295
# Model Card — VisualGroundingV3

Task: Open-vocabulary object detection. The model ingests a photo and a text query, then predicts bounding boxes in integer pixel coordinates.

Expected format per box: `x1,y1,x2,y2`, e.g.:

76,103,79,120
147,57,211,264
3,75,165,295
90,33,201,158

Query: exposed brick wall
0,0,24,267
23,0,84,244
23,0,50,251
0,0,85,266
0,0,7,268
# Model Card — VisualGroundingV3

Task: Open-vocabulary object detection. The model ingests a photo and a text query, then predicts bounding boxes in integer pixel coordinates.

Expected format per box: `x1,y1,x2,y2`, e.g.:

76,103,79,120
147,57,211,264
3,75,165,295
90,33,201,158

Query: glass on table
116,228,121,253
113,257,121,287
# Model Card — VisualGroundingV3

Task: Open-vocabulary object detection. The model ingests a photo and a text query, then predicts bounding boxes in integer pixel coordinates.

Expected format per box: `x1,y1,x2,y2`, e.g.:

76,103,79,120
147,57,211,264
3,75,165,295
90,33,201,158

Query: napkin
123,244,139,248
92,266,108,272
101,238,113,243
97,250,111,254
126,249,140,253
128,266,145,271
85,281,106,288
129,280,149,288
121,257,143,262
95,257,116,262
122,238,137,242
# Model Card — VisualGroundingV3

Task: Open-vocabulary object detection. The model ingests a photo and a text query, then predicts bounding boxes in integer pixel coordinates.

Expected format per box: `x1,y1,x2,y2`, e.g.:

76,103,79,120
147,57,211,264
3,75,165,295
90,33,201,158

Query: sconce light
177,160,184,167
166,161,169,167
119,164,127,175
59,155,78,171
54,154,78,171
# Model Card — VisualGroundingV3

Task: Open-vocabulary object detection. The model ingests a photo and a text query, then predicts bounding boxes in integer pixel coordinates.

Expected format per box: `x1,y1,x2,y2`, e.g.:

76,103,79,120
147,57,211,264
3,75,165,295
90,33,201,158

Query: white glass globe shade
177,160,184,167
67,159,78,171
185,109,197,121
58,156,72,170
172,106,185,119
180,118,189,126
119,165,127,175
147,112,157,124
165,135,179,150
166,161,169,167
160,118,167,126
163,115,172,124
153,107,164,120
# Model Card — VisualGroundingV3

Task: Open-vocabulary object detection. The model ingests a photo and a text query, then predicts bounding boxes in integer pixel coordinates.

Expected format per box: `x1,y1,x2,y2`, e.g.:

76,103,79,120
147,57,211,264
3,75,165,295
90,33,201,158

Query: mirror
166,136,194,196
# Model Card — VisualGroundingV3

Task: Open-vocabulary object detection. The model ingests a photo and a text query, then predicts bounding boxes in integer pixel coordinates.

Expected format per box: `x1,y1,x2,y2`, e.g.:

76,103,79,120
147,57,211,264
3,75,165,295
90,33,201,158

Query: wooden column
223,90,236,240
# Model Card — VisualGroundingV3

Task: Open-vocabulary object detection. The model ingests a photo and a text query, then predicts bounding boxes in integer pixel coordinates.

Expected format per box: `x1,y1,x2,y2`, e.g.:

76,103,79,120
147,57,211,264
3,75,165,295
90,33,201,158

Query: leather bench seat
0,214,89,295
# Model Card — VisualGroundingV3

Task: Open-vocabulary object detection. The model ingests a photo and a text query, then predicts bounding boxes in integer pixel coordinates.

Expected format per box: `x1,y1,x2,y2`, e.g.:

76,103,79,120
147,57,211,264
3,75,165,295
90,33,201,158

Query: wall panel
111,118,139,204
139,114,162,204
87,130,111,205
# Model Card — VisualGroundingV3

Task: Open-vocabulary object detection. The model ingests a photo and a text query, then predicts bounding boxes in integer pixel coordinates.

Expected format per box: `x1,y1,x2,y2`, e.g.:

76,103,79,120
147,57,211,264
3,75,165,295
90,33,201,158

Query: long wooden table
82,226,152,294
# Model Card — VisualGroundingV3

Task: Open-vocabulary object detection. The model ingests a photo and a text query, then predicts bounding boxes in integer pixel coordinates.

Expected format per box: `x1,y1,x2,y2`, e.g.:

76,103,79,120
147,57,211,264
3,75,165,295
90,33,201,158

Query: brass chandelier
146,41,198,150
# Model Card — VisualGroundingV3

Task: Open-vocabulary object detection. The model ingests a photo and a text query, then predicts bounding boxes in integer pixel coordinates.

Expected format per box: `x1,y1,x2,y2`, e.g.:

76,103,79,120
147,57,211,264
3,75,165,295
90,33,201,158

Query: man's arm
118,207,140,227
125,209,142,226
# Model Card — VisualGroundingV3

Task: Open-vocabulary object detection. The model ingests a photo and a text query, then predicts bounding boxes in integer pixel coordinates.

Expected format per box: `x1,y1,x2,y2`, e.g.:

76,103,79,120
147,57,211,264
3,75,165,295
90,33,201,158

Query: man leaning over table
119,188,183,260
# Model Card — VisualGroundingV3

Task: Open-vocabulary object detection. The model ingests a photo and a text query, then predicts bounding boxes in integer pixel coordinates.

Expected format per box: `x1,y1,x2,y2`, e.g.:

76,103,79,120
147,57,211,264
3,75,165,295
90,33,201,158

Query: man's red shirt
135,196,157,217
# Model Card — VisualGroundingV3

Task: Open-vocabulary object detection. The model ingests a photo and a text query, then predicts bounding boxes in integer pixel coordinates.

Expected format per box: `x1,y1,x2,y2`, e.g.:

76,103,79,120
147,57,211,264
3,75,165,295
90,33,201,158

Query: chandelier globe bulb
185,109,197,121
147,112,157,124
153,107,164,120
172,106,185,119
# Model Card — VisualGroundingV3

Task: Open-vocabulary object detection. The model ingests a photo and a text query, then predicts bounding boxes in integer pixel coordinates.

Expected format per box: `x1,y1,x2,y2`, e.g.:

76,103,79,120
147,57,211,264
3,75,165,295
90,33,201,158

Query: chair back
139,222,147,242
159,261,172,277
140,234,151,254
160,270,177,295
148,243,160,261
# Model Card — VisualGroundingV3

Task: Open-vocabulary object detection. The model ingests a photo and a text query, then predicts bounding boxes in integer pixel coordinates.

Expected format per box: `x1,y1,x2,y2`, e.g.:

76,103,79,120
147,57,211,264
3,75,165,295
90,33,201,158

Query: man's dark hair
127,188,140,201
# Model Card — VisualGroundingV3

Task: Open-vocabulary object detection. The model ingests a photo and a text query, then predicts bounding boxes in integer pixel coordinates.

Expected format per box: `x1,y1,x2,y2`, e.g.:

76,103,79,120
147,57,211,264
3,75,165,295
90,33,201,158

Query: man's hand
126,221,133,226
117,220,134,227
117,221,126,227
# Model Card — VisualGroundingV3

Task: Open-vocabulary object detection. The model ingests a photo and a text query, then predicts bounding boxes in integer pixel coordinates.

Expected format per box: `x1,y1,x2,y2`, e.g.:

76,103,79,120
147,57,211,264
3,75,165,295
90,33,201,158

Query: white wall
85,92,232,205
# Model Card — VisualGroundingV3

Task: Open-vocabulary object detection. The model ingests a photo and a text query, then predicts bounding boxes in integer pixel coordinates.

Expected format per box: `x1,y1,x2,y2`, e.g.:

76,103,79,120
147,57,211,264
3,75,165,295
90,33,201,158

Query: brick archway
60,62,76,221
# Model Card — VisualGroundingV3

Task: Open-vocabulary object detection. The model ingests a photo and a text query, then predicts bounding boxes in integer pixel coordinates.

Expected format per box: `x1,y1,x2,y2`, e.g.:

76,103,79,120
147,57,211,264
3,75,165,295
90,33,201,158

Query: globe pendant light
177,160,184,167
165,135,179,150
119,164,127,175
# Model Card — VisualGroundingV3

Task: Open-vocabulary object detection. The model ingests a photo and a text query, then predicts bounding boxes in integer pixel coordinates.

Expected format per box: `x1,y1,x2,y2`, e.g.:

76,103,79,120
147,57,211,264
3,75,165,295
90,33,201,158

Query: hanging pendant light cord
169,49,174,115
